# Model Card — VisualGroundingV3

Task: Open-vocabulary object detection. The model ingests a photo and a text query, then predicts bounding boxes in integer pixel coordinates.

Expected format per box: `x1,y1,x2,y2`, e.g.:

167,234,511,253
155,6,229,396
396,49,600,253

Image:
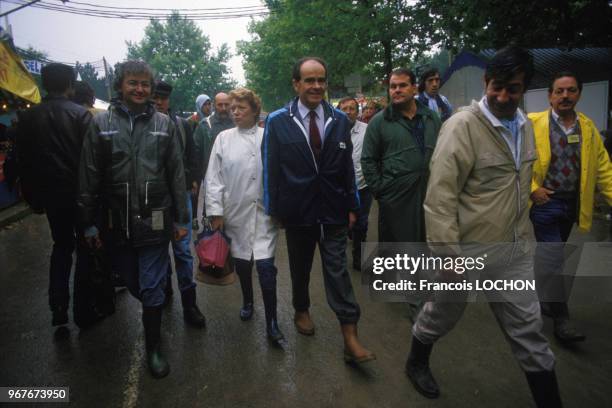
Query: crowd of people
11,45,612,408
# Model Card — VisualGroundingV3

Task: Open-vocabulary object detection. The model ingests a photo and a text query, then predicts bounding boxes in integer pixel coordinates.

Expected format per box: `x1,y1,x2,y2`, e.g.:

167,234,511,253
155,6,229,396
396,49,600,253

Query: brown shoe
343,348,376,364
341,323,376,365
294,311,315,336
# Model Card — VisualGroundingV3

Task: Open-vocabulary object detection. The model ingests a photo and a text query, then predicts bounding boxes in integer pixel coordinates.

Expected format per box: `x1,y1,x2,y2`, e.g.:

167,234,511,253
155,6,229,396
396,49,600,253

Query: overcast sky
2,0,266,85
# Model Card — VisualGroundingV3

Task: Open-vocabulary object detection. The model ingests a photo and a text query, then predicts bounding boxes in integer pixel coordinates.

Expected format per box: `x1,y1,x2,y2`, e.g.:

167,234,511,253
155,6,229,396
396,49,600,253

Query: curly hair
229,87,262,119
112,60,155,97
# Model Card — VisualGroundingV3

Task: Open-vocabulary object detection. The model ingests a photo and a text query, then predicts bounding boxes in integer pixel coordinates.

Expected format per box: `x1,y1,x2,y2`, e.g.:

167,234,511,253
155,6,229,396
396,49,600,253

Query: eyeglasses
302,77,327,85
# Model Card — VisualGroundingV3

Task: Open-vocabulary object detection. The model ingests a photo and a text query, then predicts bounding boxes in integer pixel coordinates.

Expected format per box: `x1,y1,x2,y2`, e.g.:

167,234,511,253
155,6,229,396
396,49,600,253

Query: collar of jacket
383,98,431,122
210,113,233,125
287,97,336,121
111,99,156,118
42,94,69,102
167,108,179,124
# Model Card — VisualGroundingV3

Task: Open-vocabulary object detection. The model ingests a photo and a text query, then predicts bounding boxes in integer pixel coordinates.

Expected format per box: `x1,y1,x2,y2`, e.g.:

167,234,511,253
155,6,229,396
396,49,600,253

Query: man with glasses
262,57,375,364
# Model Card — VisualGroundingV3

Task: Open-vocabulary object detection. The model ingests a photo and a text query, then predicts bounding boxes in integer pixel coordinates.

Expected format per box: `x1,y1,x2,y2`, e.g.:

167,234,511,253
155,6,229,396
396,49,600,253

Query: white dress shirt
551,109,578,135
297,99,325,143
350,120,368,190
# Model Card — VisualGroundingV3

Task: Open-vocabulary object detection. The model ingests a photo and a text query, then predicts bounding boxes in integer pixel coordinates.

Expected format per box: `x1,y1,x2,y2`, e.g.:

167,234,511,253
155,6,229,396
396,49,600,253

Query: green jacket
193,115,235,182
361,101,441,242
193,120,212,181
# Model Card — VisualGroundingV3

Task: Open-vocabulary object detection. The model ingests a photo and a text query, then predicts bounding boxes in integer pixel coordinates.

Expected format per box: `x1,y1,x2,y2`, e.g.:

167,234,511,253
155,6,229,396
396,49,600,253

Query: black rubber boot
181,287,206,328
52,305,69,326
237,263,254,321
525,370,563,408
142,306,170,379
262,287,284,343
405,335,440,399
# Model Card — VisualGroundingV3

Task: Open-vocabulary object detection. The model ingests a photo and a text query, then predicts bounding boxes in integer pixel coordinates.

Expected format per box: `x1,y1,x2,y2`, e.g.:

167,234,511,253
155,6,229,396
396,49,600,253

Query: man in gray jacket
407,47,561,407
79,60,188,379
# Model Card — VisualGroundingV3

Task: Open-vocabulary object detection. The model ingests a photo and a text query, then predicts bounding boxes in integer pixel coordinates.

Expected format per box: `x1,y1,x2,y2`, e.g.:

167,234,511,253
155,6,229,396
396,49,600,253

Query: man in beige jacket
406,47,561,408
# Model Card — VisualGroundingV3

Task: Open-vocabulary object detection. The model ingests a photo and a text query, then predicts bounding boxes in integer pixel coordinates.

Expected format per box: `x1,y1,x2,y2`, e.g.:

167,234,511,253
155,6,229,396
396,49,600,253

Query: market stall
0,27,41,209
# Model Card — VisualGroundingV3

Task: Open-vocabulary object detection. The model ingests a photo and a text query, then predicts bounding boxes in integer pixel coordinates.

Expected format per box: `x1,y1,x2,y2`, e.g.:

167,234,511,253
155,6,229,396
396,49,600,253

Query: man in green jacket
361,68,441,244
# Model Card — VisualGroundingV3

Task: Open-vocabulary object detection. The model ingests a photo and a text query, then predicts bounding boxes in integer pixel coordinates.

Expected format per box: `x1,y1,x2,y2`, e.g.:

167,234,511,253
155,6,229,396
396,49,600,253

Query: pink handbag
195,229,235,285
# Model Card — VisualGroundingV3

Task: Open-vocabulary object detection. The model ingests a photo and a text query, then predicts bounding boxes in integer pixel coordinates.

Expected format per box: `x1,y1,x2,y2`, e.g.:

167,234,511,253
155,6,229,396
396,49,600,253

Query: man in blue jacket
262,57,375,364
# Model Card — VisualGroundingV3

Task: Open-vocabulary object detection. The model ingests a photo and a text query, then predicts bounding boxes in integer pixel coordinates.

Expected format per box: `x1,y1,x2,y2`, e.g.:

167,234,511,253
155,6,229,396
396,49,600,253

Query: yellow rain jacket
529,110,612,232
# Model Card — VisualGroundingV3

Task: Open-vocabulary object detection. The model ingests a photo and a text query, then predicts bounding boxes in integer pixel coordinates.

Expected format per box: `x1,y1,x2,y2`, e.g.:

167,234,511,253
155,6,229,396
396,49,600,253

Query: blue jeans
168,192,196,293
111,243,169,307
530,196,577,315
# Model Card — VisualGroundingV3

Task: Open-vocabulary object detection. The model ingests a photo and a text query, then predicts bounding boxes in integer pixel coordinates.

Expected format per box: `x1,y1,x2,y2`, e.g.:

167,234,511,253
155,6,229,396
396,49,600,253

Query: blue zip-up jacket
262,97,359,226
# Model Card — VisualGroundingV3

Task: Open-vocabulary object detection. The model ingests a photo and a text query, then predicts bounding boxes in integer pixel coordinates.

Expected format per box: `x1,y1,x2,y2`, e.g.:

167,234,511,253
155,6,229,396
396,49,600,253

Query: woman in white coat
204,88,284,343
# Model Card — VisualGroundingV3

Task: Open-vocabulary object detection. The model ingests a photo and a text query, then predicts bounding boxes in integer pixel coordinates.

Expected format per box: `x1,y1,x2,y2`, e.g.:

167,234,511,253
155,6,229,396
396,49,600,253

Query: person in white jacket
205,88,284,344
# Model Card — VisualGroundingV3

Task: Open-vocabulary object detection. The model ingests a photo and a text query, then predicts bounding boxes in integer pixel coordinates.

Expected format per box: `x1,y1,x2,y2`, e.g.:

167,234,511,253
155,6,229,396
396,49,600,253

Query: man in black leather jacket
17,63,96,328
78,60,188,379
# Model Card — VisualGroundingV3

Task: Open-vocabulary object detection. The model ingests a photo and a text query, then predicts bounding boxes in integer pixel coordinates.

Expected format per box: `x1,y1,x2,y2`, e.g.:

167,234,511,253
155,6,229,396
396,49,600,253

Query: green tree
422,0,612,51
127,11,236,112
413,49,452,78
75,62,110,101
17,46,48,62
238,0,439,110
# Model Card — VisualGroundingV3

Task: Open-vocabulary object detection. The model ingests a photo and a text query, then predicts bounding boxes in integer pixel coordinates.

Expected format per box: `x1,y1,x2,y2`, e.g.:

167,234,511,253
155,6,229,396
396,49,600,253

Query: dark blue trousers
111,243,169,307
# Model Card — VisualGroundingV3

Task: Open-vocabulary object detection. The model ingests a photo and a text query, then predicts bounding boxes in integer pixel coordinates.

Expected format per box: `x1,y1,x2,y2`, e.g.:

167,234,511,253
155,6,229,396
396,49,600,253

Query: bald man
196,92,235,222
209,92,234,141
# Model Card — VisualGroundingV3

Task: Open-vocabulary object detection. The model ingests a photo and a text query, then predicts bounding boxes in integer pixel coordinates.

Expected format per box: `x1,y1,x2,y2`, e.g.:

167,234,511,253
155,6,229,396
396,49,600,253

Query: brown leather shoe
343,348,376,364
341,323,376,365
294,311,315,335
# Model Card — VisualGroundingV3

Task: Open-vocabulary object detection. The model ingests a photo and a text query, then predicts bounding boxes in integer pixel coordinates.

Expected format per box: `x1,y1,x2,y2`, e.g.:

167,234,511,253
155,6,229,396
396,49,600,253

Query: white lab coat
204,125,278,260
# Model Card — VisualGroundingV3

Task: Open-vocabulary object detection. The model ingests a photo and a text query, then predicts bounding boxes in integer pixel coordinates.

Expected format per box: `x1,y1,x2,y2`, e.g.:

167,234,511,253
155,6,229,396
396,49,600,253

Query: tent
0,27,41,105
0,27,41,209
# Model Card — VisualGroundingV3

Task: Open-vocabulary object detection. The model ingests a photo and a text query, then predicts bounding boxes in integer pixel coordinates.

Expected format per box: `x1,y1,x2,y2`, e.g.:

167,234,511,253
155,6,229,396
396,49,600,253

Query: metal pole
103,57,112,101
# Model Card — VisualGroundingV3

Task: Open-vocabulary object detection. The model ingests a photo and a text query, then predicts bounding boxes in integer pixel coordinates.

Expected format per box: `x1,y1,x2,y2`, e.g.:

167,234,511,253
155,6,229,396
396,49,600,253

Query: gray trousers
285,224,360,324
413,256,555,372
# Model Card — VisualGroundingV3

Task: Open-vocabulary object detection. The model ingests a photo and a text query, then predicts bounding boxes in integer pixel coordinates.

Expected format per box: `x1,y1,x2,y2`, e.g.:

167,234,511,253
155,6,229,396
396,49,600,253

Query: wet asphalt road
1,203,611,408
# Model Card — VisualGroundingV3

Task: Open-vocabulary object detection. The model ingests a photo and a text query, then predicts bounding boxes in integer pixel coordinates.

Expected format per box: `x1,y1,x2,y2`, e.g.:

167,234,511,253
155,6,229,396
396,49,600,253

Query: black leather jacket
168,110,198,190
78,100,188,247
17,95,91,208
